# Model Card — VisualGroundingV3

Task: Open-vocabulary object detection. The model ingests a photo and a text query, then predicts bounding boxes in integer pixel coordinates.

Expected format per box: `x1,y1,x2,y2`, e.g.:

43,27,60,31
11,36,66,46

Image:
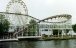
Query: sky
0,0,76,24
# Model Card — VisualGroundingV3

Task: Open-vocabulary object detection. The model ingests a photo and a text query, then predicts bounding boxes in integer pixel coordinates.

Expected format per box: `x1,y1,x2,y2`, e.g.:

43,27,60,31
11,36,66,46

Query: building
38,14,73,37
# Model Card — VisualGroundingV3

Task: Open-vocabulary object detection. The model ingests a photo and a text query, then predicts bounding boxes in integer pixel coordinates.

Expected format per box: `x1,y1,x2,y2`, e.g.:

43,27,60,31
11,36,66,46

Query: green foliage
65,29,69,33
0,14,10,33
28,19,38,36
72,24,76,33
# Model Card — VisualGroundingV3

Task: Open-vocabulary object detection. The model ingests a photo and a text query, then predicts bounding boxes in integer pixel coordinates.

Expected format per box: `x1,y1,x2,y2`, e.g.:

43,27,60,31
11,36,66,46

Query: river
0,39,76,48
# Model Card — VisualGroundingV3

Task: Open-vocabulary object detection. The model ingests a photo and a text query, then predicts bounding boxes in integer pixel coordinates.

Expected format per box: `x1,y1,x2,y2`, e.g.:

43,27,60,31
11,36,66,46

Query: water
0,39,76,48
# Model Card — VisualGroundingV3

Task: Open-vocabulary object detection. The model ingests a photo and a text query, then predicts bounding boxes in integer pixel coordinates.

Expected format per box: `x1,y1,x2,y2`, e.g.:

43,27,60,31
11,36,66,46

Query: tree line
72,24,76,33
0,14,10,38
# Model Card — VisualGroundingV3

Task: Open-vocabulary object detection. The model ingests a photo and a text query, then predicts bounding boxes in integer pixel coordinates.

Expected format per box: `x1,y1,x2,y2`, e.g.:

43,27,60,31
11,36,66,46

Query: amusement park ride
0,0,39,39
0,0,74,40
6,0,28,27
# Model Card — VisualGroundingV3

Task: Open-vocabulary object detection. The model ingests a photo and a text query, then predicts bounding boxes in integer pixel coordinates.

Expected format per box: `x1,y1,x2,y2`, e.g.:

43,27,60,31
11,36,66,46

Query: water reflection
18,41,37,48
0,39,76,48
0,42,9,48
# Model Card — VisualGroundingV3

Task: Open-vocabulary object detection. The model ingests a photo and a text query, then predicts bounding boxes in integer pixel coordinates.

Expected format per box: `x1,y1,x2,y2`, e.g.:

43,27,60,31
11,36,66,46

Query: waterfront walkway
0,39,18,42
18,36,41,39
0,36,41,41
0,35,76,41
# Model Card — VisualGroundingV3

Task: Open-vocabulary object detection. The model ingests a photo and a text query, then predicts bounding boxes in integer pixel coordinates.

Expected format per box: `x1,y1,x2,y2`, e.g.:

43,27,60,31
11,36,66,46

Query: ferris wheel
6,0,28,27
6,0,28,14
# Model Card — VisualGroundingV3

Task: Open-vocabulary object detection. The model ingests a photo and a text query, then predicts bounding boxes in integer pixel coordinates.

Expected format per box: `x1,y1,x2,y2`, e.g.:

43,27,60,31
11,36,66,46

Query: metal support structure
6,0,28,27
58,29,59,37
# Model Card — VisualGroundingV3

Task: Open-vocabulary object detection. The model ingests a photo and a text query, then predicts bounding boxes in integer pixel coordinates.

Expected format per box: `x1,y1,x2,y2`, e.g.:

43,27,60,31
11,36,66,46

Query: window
44,29,48,31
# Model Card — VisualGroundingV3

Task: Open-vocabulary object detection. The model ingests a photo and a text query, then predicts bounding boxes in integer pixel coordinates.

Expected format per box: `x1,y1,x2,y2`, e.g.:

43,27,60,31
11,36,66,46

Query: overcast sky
0,0,76,24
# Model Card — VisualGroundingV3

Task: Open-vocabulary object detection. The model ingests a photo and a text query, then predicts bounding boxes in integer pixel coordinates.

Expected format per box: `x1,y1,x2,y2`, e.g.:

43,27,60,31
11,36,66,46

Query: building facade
38,14,73,37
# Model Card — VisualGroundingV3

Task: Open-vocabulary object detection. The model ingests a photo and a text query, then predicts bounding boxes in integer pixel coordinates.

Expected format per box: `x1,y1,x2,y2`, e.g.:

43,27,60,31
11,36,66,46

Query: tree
72,24,76,33
0,14,10,37
28,19,38,36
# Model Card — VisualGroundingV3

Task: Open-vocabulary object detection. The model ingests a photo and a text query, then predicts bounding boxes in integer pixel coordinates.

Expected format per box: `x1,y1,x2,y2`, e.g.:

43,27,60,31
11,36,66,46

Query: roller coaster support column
58,30,59,37
51,29,53,35
62,29,64,38
62,29,65,38
21,26,24,36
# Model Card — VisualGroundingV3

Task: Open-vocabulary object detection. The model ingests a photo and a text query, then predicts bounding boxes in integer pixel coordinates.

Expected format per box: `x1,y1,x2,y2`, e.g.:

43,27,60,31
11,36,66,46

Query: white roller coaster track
40,14,72,23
